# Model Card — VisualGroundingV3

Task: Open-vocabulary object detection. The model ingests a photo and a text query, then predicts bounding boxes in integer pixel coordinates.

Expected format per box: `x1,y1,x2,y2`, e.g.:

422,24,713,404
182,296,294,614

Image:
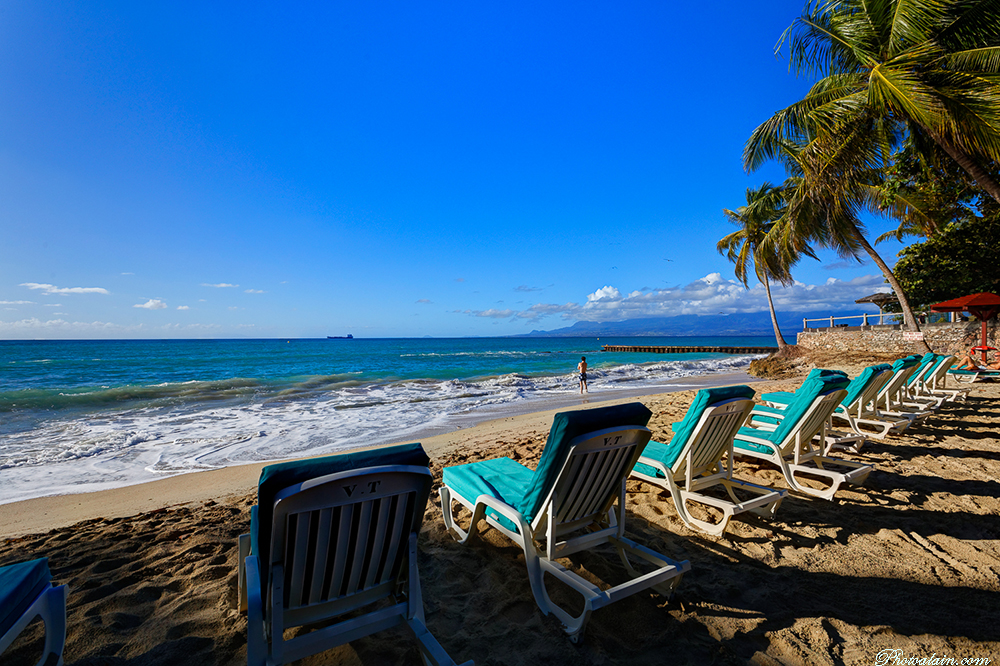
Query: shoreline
0,370,759,537
3,363,999,665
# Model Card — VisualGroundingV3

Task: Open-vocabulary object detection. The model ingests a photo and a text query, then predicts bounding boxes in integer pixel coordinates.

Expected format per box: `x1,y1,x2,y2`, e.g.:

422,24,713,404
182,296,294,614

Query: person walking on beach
577,356,588,394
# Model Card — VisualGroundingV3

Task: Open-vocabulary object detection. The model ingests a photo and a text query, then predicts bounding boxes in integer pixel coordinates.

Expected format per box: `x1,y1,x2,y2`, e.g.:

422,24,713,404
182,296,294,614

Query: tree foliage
892,213,1000,308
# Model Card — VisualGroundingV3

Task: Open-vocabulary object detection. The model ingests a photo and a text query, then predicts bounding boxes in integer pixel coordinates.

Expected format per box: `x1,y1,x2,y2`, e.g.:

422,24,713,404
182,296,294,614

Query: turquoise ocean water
0,336,771,503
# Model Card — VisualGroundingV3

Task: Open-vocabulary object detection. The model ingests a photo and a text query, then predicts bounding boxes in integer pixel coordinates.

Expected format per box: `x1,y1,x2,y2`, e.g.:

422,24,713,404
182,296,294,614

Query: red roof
931,292,1000,319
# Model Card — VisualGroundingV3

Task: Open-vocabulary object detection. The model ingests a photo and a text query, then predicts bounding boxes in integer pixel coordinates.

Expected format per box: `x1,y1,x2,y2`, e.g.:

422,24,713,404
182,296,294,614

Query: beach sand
2,362,999,665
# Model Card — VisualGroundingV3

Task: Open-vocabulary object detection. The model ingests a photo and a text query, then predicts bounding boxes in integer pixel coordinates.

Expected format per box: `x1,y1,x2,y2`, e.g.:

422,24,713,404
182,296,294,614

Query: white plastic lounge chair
919,355,969,403
901,353,949,410
948,367,1000,383
0,557,67,666
629,385,785,536
734,373,872,501
237,443,471,666
873,356,934,423
439,403,690,642
761,366,905,450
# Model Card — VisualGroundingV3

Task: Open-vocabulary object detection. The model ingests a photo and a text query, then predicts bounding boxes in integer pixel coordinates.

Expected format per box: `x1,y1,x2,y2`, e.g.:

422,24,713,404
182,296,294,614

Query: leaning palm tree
767,132,935,352
746,0,1000,203
718,183,806,351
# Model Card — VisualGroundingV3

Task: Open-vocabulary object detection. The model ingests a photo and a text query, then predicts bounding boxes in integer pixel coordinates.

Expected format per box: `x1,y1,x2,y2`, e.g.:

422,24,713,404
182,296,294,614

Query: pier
602,345,777,354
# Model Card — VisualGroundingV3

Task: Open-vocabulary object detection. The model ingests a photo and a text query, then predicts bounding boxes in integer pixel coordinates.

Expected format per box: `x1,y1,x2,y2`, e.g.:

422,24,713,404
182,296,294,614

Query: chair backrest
269,464,431,627
841,364,892,411
254,442,431,625
763,373,850,451
517,403,652,526
663,385,755,475
541,425,651,534
907,353,937,387
927,355,956,389
878,356,920,401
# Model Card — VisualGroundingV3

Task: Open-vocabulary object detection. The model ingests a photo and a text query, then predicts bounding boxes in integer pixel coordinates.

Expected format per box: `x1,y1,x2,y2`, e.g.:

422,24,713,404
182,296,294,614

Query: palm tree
718,183,805,351
746,0,1000,203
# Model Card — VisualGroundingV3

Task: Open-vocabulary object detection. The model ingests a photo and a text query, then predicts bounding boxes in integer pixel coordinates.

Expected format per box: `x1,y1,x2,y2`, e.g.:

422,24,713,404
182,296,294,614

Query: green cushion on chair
252,442,430,596
734,428,778,454
635,385,755,478
759,373,849,445
840,364,892,407
517,403,652,525
441,458,535,531
0,558,50,639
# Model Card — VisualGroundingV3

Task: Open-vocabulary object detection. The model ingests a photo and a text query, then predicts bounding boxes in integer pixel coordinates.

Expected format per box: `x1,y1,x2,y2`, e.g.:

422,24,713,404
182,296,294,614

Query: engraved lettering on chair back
551,427,651,527
269,469,429,621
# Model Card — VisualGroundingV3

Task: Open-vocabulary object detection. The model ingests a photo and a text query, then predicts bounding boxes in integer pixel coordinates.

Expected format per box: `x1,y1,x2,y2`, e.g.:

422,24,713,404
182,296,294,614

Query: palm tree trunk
854,231,934,353
926,130,1000,204
762,276,788,351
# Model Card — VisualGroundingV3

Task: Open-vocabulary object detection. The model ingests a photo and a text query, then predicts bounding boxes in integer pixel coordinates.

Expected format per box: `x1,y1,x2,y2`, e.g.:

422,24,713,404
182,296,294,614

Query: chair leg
438,487,486,545
40,585,67,666
238,534,250,613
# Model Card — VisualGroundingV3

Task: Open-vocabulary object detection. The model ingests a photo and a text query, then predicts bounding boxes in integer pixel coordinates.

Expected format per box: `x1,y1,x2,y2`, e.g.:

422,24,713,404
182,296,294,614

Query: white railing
802,312,954,330
802,313,901,330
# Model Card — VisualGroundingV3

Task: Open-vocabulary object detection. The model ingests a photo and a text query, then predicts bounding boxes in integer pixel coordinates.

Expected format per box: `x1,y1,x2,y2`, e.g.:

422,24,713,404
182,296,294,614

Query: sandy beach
2,358,999,666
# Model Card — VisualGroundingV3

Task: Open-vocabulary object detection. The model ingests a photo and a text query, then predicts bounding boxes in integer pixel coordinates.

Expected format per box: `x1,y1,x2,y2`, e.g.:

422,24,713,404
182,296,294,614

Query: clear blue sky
0,1,906,339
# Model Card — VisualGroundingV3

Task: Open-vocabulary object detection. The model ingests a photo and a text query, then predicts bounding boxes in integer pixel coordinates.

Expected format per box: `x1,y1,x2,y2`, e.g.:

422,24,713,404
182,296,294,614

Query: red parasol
931,292,1000,362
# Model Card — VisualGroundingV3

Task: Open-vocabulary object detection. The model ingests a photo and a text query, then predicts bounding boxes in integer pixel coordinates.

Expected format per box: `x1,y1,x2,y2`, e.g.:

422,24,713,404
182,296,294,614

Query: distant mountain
518,310,863,337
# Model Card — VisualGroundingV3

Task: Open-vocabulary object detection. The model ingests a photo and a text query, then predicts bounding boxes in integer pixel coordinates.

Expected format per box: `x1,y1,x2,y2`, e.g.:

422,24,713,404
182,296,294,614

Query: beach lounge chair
920,355,969,403
733,373,873,501
948,367,1000,383
903,354,952,409
874,356,934,423
629,385,785,536
237,443,471,666
439,403,690,642
0,557,67,666
761,365,905,449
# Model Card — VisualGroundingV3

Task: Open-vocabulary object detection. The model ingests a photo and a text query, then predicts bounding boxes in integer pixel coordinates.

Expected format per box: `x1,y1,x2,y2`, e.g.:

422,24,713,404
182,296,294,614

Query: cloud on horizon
21,282,109,295
202,283,239,288
465,272,889,324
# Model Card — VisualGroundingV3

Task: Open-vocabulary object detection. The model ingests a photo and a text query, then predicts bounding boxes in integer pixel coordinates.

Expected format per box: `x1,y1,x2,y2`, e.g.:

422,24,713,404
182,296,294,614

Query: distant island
517,310,864,338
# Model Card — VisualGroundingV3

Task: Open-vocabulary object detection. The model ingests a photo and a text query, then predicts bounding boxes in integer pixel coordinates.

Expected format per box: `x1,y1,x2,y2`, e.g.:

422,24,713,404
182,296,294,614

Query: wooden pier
602,345,777,354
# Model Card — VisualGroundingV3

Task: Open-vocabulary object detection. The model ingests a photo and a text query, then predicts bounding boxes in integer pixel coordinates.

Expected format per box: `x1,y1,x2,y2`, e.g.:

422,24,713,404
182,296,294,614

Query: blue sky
0,1,904,339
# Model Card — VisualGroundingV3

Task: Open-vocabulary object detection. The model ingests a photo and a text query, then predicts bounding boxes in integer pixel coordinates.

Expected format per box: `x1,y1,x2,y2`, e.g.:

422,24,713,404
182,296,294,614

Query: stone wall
796,320,999,355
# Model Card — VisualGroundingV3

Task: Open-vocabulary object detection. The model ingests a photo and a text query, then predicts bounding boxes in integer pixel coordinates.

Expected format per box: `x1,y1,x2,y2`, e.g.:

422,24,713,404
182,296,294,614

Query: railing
802,312,954,330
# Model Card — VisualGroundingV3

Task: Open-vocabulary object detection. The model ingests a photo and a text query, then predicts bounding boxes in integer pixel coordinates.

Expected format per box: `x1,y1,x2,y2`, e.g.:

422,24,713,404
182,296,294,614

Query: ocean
0,336,771,504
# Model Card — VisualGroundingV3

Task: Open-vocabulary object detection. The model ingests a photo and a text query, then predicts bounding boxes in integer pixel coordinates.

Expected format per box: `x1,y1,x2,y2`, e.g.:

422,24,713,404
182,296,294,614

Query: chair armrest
244,555,267,666
472,494,532,536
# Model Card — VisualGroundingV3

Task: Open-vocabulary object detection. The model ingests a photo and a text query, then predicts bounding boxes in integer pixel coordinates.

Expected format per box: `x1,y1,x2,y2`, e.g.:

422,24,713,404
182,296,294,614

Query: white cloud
202,283,239,288
587,286,622,302
416,299,432,304
244,289,265,294
134,299,167,310
177,305,190,310
0,300,33,305
20,282,109,295
468,273,890,325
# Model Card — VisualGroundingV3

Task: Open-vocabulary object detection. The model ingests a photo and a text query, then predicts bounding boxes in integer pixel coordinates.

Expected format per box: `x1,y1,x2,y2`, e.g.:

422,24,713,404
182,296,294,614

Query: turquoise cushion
892,356,920,371
0,558,50,638
634,385,756,477
253,442,429,595
766,373,849,445
733,428,777,454
908,353,937,385
841,364,892,407
442,457,535,531
518,403,652,524
761,391,794,405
